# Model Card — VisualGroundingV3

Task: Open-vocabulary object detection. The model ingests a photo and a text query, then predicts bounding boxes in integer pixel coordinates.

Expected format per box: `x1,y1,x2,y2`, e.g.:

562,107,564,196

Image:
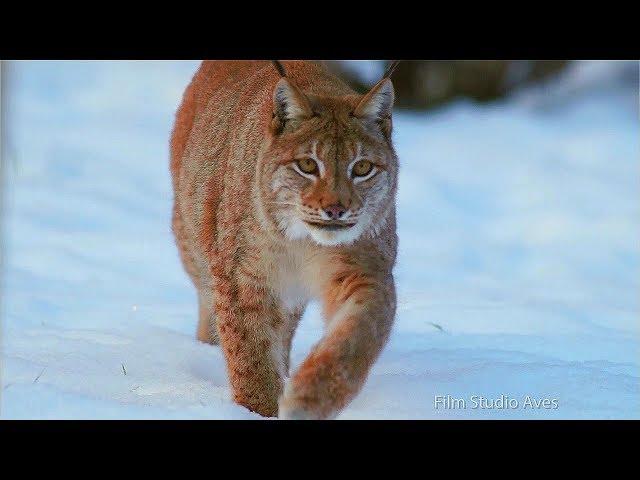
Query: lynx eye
352,160,374,178
296,158,319,175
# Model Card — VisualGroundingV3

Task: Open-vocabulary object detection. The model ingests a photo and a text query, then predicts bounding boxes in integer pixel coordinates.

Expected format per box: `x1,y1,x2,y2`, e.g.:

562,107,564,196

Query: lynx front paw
278,380,324,420
278,375,345,420
278,404,321,420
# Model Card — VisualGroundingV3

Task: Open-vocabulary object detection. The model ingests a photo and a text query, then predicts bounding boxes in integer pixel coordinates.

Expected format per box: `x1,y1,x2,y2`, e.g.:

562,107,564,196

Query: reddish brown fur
170,61,398,418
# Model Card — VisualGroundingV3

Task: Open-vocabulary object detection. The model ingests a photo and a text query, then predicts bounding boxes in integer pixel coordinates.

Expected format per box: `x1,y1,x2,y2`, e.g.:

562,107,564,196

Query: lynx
170,60,398,419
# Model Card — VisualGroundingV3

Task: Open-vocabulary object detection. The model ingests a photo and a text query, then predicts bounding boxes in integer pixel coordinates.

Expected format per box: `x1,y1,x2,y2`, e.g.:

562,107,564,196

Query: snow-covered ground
1,61,638,419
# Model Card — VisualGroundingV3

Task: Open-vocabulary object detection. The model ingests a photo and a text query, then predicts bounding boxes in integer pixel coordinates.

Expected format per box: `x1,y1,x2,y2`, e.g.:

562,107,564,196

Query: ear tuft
353,78,395,120
273,78,313,129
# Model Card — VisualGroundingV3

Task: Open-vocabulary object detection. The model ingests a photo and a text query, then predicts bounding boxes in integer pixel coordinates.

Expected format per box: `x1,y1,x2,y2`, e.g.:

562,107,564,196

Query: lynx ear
272,78,313,132
353,78,394,138
353,78,394,120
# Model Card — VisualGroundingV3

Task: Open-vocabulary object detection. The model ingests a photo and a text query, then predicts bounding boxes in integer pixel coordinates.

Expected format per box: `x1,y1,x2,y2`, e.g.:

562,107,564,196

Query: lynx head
258,67,398,247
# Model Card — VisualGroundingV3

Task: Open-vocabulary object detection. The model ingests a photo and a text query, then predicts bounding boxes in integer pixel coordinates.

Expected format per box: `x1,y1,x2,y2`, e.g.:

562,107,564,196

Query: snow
1,60,638,419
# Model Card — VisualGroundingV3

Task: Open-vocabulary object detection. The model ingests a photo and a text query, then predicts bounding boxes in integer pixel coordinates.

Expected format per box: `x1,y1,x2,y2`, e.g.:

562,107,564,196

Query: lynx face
260,78,398,246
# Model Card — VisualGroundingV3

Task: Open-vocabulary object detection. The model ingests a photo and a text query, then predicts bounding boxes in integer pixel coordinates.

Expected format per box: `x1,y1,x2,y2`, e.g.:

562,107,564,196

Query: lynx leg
279,269,396,420
214,280,286,417
196,290,219,345
283,306,304,375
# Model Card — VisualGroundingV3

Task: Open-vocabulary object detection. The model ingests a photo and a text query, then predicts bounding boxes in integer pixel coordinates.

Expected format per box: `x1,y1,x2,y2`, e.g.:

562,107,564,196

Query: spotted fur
170,60,398,419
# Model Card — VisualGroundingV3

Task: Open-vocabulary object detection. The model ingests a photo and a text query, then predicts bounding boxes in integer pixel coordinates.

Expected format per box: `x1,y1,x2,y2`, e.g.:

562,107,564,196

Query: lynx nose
324,203,347,220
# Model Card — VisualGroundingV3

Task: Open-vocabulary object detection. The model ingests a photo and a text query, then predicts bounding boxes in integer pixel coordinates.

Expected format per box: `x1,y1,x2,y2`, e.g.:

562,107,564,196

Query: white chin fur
282,217,309,240
305,222,365,246
279,213,368,246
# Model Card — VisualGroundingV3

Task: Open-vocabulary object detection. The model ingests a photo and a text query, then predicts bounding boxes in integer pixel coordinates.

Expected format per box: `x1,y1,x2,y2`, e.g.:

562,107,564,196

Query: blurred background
1,60,638,419
331,60,571,108
327,60,637,110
